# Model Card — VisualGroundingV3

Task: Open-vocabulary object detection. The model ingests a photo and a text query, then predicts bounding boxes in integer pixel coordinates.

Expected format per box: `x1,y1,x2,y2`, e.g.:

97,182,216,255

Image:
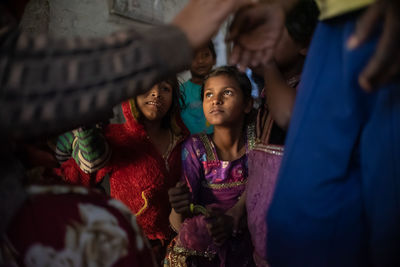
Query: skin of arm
168,181,192,231
263,62,296,130
169,208,184,232
225,189,247,234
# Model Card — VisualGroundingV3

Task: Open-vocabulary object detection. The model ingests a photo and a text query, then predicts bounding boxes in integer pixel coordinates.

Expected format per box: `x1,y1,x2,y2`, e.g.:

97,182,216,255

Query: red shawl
57,100,189,241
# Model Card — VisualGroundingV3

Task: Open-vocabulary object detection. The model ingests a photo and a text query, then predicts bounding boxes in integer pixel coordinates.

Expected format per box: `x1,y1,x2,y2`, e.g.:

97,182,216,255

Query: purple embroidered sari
246,76,299,266
172,126,256,267
246,115,283,267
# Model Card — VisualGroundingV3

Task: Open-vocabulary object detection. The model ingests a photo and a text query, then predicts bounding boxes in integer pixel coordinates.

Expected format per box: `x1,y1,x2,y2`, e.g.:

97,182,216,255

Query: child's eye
223,90,233,96
205,92,213,98
162,86,171,92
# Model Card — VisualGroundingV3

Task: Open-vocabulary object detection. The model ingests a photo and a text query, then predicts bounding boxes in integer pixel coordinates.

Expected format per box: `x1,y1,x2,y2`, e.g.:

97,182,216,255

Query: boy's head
274,0,319,72
190,41,216,82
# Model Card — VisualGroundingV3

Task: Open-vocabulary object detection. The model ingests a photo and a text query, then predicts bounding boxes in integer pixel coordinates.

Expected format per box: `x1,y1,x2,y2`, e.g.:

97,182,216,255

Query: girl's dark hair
285,0,319,47
161,75,183,129
201,66,252,102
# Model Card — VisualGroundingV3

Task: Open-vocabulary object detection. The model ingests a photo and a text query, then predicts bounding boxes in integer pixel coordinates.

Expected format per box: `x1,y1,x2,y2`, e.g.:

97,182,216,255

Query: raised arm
0,23,191,138
0,0,255,139
263,62,297,130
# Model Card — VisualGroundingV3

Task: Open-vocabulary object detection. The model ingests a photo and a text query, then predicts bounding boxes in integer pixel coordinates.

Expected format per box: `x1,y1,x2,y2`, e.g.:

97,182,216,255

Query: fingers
168,181,191,214
237,50,252,72
226,5,253,42
230,46,274,71
229,45,242,65
251,50,264,67
347,2,383,50
358,8,400,91
206,215,233,246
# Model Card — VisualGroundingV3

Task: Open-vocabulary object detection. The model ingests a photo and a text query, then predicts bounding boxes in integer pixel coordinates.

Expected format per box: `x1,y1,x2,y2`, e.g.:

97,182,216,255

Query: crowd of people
0,0,399,266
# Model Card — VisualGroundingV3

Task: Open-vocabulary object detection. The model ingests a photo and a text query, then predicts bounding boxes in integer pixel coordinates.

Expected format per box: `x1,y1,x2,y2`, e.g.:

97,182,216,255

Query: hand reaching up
172,0,257,50
227,2,286,70
347,0,400,91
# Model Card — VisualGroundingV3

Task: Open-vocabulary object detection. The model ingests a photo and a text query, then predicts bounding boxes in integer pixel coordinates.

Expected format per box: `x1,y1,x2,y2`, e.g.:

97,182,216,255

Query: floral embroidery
24,204,129,267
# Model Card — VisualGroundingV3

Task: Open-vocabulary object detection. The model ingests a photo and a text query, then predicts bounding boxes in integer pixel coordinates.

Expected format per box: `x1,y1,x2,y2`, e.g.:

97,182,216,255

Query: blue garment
180,80,213,134
267,13,400,267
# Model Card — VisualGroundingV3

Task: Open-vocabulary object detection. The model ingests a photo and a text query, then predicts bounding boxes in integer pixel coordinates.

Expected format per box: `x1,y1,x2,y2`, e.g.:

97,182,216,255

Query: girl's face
190,47,216,78
203,75,252,127
136,81,173,122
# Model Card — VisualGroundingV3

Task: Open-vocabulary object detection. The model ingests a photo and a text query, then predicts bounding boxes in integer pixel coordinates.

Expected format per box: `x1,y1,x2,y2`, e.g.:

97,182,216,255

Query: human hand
168,181,191,215
171,0,257,50
227,2,286,70
347,0,400,91
225,198,247,237
205,209,234,246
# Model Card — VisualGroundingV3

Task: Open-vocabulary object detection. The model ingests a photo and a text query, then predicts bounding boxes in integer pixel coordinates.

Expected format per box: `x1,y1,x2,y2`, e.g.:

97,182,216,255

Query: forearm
169,208,184,232
264,64,296,130
260,0,300,12
0,25,192,138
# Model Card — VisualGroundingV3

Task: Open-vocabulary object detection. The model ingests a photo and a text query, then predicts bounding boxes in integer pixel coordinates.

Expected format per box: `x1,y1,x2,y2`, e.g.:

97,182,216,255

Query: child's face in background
136,81,173,123
190,46,216,79
203,75,251,127
274,28,304,73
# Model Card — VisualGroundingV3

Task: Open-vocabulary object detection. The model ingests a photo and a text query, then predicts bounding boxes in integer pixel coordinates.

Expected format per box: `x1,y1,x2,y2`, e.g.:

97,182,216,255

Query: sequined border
198,133,216,161
247,123,256,151
172,245,216,260
253,143,284,156
201,180,247,189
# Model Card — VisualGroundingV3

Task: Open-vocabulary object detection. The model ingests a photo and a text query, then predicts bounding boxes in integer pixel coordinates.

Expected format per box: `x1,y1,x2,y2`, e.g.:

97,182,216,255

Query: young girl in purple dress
166,66,255,267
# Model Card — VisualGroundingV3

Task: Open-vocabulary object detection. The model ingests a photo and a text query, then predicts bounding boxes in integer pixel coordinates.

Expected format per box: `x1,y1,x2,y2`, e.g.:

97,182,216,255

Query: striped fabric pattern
72,127,110,174
55,131,75,164
56,127,110,174
0,8,192,139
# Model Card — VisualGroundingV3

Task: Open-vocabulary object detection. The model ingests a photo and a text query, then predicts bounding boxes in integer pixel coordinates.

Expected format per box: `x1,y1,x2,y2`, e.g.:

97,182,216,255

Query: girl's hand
206,209,234,246
225,199,247,237
168,181,191,215
347,0,400,91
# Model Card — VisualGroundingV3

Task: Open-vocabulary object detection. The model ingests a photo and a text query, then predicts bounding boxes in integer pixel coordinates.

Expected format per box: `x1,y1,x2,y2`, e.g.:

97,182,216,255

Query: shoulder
182,134,206,158
182,134,203,150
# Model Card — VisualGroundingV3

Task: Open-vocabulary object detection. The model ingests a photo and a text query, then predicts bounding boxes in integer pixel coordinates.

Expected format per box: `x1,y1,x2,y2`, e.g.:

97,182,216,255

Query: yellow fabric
316,0,374,20
135,191,148,216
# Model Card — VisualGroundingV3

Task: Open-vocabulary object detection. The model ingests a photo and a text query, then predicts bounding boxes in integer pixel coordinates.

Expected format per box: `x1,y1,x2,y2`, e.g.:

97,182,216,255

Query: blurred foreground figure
0,0,253,265
228,0,400,266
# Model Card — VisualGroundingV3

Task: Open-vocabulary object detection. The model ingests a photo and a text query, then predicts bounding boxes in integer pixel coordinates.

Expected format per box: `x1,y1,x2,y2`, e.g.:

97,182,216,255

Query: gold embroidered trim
198,133,216,161
253,143,284,156
172,245,216,260
247,123,256,151
128,98,140,120
201,180,247,189
135,191,148,216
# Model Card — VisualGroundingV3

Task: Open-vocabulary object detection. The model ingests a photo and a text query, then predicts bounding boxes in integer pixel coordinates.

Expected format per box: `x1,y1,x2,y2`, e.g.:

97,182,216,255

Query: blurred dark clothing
0,3,192,236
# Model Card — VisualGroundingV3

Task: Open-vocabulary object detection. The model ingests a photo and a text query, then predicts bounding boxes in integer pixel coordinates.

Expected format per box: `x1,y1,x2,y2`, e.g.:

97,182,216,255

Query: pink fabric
246,149,282,262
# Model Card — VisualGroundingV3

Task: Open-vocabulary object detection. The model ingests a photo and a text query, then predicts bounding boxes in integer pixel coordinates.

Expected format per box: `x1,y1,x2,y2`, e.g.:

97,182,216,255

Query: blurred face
136,81,173,122
203,75,251,127
190,46,216,79
274,28,303,71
